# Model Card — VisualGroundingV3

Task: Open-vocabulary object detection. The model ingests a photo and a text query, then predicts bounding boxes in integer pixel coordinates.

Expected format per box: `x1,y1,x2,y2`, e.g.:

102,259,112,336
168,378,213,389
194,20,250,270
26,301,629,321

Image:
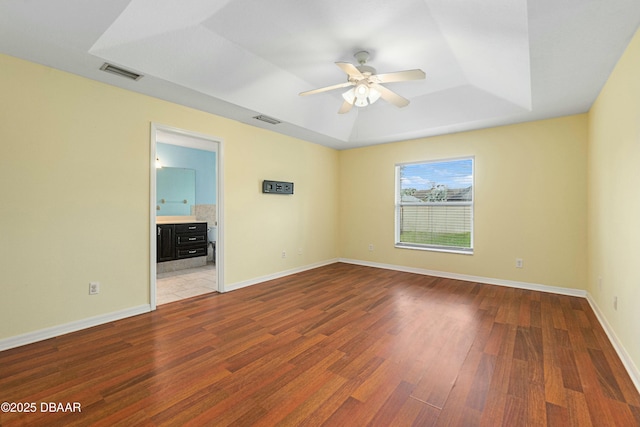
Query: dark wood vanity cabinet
157,224,175,262
157,222,207,262
175,223,207,259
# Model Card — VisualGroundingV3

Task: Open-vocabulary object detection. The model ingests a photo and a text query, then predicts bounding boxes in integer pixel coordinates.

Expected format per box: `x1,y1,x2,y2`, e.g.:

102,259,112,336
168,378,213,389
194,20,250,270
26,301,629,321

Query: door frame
149,123,224,310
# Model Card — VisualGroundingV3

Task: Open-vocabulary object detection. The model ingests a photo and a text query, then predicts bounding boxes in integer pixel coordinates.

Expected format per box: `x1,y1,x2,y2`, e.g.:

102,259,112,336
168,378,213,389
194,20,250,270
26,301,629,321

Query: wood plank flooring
1,263,639,426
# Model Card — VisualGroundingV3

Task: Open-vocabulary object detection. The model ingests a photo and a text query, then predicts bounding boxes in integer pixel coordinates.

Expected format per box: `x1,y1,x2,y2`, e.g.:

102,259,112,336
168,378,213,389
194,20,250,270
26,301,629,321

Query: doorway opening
150,124,224,310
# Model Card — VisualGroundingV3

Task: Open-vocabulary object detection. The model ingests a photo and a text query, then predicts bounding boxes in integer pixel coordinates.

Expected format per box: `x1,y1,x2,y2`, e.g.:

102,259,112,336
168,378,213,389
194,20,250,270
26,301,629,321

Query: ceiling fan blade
373,84,410,108
374,69,425,84
336,62,364,79
299,81,353,96
338,99,354,114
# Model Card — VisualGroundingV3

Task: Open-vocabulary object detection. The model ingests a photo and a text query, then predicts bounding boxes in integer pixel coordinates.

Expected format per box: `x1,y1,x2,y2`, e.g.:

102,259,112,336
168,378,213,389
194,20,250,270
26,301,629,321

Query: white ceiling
1,0,639,149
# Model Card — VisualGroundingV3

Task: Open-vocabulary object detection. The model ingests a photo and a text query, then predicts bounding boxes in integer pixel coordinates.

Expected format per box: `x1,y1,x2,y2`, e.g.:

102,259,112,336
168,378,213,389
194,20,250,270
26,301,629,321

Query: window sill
395,243,473,255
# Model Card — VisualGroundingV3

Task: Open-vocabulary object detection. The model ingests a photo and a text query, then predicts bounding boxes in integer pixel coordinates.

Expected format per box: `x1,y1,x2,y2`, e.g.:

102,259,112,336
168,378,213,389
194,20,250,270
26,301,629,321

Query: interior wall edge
339,258,587,297
0,304,151,352
0,257,340,352
586,293,640,394
4,259,638,398
225,258,340,292
340,257,639,394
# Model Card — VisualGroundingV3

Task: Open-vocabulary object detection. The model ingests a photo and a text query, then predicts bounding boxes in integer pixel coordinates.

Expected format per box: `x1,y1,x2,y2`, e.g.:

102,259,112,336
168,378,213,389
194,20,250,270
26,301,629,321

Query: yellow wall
3,32,638,384
587,28,640,373
0,54,339,339
339,115,588,289
224,125,339,282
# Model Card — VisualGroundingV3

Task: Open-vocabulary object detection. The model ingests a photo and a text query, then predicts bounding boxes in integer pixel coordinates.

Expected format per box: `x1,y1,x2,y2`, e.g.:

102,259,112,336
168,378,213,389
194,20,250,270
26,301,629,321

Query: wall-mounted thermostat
263,180,294,194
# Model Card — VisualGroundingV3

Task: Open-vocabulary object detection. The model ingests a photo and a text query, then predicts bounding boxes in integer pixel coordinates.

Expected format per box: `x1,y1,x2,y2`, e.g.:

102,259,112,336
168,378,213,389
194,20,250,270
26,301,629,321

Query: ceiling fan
299,51,425,114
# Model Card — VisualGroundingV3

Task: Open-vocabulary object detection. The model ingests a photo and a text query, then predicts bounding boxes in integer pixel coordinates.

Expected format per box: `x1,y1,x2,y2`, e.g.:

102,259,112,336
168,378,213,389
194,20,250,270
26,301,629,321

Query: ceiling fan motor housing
354,51,375,77
356,64,376,76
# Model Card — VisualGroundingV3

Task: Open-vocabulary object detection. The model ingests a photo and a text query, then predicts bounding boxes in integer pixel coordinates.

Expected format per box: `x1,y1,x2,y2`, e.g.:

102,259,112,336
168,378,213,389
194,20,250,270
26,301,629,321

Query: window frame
394,157,474,255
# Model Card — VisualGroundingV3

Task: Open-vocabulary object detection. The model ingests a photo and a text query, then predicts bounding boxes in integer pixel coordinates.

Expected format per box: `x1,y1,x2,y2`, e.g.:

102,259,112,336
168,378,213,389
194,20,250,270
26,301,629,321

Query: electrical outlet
368,244,374,251
89,282,100,295
297,248,303,255
515,258,523,268
281,250,286,259
597,276,602,291
613,296,618,310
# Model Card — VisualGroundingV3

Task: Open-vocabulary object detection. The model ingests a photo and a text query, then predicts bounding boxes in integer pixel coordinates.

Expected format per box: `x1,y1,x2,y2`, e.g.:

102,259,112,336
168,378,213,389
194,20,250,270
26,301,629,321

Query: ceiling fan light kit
342,82,381,107
300,51,425,114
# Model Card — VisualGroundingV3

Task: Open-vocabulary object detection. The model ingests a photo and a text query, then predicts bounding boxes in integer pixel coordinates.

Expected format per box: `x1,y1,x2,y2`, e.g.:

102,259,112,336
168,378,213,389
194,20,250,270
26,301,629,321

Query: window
395,157,474,254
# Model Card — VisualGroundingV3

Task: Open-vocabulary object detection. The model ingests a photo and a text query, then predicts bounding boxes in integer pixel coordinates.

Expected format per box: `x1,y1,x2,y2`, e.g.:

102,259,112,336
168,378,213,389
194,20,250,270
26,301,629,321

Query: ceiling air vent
253,115,281,125
99,63,143,81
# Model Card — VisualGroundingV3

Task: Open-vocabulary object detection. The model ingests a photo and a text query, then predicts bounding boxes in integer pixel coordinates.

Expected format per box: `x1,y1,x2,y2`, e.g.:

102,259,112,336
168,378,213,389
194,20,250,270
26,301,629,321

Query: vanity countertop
156,216,206,225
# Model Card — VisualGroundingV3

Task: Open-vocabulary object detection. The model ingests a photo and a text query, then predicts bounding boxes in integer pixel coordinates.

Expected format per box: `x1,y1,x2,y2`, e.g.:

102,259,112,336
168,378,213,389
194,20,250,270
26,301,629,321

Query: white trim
217,138,225,292
395,156,475,254
339,258,640,394
150,123,224,301
3,259,637,396
156,128,218,152
150,124,158,310
394,243,474,255
338,258,587,297
586,293,640,393
0,305,150,352
225,259,340,292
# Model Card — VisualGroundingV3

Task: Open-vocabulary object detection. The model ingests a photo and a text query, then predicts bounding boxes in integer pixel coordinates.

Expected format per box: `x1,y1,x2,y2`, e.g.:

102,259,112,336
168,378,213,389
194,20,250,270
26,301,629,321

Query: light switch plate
263,180,294,194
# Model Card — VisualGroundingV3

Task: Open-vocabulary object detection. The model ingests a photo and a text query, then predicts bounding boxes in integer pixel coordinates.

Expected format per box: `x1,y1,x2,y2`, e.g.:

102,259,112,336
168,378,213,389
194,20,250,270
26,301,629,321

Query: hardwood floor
1,263,638,426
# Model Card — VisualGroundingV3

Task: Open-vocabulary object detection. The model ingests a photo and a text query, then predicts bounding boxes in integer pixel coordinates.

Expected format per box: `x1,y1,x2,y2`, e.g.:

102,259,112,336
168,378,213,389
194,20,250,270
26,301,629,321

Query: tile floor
156,262,217,305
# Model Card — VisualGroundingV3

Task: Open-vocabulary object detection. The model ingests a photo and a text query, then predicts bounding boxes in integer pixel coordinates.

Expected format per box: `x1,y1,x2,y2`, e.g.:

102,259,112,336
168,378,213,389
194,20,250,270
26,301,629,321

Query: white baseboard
0,258,333,352
586,293,640,393
339,258,587,297
0,304,151,352
339,258,638,394
224,258,340,292
4,260,637,396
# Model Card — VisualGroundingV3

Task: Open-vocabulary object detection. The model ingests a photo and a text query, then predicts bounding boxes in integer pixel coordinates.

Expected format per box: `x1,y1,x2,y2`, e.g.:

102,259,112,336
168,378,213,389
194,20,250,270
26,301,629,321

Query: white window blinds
395,158,474,253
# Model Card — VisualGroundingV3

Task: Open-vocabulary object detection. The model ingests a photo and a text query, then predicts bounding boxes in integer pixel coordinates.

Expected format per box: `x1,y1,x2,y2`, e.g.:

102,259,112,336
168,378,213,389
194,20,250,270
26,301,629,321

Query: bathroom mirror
156,167,196,216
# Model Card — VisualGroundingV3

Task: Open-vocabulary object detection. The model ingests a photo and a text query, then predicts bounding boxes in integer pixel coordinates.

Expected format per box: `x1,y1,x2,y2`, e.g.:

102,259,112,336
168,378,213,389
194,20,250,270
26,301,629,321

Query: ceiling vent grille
253,115,281,125
99,63,143,81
